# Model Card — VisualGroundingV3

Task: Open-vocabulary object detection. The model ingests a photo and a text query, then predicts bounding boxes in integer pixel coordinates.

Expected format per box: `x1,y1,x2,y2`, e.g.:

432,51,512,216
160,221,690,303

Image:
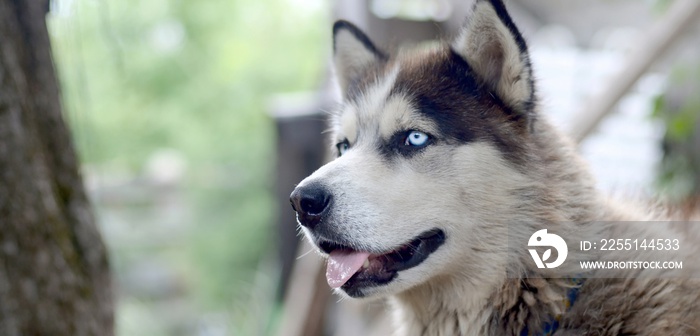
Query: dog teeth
363,260,370,268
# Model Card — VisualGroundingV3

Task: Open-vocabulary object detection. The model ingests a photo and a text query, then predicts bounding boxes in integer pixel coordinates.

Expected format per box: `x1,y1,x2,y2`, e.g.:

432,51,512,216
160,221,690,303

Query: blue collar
519,278,584,336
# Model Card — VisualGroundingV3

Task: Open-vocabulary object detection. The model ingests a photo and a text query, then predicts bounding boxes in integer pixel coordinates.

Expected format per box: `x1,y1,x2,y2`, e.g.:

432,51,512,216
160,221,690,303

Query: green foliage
651,63,700,201
53,0,327,167
49,0,328,334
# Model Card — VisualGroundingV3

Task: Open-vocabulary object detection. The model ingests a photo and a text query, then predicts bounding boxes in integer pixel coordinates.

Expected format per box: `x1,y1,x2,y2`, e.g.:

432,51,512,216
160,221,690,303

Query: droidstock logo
528,229,568,269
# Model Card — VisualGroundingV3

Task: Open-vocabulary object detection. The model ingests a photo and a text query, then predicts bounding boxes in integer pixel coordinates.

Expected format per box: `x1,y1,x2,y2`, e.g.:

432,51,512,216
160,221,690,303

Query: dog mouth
317,229,445,297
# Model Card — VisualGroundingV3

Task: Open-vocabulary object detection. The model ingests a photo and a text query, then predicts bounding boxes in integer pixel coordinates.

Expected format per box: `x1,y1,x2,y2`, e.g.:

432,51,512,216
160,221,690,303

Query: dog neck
390,274,498,336
390,268,582,335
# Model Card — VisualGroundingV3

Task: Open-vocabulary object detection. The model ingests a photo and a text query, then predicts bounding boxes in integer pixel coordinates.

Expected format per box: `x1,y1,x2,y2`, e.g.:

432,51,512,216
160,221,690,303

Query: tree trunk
0,1,113,335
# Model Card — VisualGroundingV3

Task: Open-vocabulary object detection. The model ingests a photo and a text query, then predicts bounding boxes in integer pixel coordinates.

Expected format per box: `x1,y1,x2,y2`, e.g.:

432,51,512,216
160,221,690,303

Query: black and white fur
290,0,700,334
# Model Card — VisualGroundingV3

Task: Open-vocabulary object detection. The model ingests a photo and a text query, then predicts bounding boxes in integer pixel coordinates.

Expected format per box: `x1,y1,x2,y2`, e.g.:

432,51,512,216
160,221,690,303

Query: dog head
291,0,537,298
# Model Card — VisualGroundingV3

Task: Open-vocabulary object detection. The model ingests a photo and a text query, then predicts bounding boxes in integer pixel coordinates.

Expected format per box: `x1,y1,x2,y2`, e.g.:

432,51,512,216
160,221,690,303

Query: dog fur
290,0,700,334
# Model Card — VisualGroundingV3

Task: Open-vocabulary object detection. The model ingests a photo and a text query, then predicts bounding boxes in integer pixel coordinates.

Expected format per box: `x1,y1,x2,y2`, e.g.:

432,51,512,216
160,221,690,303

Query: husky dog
290,0,700,334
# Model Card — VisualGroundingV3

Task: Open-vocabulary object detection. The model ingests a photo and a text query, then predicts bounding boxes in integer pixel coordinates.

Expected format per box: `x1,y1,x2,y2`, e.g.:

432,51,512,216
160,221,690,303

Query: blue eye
336,140,350,156
405,131,429,146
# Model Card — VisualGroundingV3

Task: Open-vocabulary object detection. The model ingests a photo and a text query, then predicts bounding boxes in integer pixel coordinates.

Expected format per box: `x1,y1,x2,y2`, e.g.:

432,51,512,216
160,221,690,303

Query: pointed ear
453,0,535,115
333,20,388,97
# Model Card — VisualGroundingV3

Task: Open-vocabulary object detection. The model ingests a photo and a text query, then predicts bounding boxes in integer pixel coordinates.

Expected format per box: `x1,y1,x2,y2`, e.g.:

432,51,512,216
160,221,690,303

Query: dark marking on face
377,130,435,160
387,46,530,167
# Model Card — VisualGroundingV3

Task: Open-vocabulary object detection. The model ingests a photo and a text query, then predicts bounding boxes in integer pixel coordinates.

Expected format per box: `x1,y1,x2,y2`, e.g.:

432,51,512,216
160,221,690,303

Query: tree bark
0,1,113,335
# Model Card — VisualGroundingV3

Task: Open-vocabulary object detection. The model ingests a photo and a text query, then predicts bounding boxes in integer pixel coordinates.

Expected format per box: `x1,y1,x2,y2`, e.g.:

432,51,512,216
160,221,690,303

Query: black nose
290,183,331,229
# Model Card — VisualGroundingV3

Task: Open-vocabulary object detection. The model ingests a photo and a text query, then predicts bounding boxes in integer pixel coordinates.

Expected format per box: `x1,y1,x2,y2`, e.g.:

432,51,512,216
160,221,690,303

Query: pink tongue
326,250,371,289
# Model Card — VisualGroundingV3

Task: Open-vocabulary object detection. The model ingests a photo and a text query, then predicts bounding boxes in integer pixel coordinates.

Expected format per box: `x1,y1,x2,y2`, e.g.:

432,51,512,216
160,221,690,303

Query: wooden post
568,0,700,143
270,93,330,336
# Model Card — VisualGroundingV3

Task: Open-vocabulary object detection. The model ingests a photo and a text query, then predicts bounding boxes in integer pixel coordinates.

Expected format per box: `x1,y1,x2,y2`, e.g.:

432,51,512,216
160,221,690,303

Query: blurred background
46,0,699,335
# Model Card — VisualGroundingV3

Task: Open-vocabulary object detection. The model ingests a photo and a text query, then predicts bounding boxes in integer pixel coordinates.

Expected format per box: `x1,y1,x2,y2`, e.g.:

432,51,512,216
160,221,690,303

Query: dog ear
333,20,388,97
453,0,535,116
